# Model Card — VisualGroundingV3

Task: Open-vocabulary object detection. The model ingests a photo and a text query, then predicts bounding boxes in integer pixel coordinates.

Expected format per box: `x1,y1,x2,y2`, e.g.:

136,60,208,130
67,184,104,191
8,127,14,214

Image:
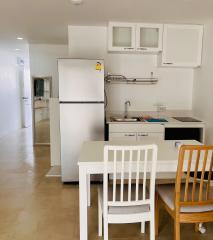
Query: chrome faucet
124,100,131,118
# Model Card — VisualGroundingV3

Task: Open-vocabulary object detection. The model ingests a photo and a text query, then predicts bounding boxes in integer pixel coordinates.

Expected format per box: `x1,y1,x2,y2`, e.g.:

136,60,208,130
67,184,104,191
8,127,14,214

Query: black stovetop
173,117,202,122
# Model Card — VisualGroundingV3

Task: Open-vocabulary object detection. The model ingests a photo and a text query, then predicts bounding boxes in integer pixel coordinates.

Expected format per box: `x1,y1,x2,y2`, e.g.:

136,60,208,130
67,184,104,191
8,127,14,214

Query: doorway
32,76,52,145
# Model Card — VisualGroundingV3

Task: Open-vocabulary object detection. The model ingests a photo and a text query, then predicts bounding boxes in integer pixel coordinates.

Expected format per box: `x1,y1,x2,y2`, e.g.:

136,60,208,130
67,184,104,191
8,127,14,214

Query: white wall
68,26,194,112
193,21,213,144
29,44,68,97
0,47,22,138
49,98,60,166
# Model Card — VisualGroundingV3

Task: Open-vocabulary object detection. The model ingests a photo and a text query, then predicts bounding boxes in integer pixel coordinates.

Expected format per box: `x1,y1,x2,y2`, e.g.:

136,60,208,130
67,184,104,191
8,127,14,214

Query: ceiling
0,0,213,44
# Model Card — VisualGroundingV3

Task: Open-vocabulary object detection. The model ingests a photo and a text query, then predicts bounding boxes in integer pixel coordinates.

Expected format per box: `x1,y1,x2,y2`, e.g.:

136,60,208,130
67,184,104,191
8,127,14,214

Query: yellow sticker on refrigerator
95,62,102,71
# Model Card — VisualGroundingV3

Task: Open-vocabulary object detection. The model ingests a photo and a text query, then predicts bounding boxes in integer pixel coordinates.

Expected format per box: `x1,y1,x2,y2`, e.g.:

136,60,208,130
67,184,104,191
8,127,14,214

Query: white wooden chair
98,144,158,240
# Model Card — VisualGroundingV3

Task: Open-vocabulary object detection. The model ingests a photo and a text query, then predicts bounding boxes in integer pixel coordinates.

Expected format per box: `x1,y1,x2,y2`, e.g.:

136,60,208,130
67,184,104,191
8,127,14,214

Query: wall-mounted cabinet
108,22,136,52
108,22,204,68
161,24,203,67
136,23,163,52
108,22,163,53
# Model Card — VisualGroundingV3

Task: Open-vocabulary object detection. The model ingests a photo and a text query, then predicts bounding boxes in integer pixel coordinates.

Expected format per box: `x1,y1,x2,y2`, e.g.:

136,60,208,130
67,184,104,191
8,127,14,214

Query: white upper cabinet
162,24,203,67
108,22,136,52
108,22,163,53
136,23,163,52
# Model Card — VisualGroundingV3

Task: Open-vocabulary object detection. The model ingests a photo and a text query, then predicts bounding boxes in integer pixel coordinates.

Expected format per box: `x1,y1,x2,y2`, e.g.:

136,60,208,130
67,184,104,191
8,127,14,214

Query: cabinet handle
137,47,147,50
163,62,173,65
125,134,135,137
124,47,134,50
138,134,149,137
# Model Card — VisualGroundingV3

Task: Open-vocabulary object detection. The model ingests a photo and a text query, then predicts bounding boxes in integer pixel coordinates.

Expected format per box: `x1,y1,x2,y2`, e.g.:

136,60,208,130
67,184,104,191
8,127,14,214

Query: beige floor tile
0,128,212,240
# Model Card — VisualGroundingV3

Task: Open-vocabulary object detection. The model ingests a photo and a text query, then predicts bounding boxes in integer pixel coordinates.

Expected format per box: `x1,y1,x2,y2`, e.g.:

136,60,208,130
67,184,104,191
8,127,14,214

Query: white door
60,103,105,182
58,59,104,102
18,58,32,128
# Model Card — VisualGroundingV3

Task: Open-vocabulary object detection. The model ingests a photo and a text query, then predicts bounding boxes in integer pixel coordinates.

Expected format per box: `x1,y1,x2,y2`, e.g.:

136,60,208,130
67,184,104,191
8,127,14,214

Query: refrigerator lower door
60,103,104,182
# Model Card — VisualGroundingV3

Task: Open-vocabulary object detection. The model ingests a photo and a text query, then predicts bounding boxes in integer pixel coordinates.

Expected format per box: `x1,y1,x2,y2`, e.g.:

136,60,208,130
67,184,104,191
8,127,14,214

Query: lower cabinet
108,123,164,141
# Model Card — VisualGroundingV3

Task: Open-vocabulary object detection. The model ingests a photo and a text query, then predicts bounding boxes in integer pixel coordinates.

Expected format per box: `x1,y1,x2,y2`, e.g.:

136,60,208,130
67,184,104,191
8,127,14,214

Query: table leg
79,166,88,240
87,174,91,207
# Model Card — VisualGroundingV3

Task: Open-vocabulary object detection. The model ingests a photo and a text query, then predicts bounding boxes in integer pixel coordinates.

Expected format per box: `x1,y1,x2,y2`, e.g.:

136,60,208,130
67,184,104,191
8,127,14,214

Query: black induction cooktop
173,117,202,122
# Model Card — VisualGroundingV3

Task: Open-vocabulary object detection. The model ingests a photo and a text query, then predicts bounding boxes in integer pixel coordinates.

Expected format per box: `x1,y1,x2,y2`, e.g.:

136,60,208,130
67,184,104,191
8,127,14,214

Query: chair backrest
103,145,158,208
175,145,213,210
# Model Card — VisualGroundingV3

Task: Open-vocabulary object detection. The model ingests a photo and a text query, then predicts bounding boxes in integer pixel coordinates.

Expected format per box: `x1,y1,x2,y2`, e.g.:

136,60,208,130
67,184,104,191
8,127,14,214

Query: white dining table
78,139,201,240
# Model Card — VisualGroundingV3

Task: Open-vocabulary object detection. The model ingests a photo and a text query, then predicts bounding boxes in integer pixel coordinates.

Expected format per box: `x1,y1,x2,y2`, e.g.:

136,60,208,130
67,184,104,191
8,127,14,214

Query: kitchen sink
111,117,141,122
110,116,168,123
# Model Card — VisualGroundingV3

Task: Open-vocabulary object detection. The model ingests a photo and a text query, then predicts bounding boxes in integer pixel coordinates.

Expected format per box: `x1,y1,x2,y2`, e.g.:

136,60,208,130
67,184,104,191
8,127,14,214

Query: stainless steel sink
111,117,141,122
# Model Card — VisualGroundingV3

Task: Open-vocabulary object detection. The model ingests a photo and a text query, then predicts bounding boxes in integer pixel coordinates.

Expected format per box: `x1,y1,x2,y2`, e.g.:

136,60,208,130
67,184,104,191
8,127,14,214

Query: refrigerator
58,59,105,182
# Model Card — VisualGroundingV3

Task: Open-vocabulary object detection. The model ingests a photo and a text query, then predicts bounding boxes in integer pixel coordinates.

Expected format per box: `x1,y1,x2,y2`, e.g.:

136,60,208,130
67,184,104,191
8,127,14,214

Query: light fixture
17,37,23,40
71,0,83,5
15,48,21,51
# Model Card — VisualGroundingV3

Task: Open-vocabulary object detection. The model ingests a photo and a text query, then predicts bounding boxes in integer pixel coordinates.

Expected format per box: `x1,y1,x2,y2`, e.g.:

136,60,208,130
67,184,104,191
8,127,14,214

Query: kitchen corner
106,110,205,143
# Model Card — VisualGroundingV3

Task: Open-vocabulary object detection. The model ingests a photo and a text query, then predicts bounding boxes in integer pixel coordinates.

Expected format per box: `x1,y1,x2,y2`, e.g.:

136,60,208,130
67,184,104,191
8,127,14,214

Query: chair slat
206,152,213,200
143,149,148,200
135,150,140,201
120,150,124,202
184,150,193,202
128,150,133,202
192,149,200,201
199,150,208,201
113,150,117,202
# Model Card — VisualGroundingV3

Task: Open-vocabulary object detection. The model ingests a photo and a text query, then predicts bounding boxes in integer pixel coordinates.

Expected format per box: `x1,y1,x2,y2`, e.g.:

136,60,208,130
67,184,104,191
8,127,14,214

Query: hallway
0,128,78,240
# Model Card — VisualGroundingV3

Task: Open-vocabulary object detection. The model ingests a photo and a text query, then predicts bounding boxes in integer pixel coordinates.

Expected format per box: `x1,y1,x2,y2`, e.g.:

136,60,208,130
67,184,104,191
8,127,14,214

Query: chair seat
156,184,213,213
98,185,150,215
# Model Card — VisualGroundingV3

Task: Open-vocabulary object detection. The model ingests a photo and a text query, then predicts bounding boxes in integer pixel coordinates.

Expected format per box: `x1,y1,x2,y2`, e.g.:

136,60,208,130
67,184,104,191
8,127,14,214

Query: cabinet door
136,23,163,52
162,24,203,67
109,132,137,141
137,132,164,140
108,22,136,52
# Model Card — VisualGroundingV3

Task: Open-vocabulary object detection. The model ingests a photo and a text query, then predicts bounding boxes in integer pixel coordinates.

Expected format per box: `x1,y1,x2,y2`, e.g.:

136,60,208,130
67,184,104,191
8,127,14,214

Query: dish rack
105,72,158,85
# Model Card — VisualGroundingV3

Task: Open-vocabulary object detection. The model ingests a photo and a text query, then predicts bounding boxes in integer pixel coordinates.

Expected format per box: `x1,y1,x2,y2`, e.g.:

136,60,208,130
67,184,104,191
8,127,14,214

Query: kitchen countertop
106,110,205,126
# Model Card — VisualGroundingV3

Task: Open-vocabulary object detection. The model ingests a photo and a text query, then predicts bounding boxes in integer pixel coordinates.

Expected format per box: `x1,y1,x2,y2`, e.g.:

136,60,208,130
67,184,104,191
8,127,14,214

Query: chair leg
98,188,103,236
141,222,145,233
87,174,90,207
195,223,199,232
150,213,155,240
197,223,206,234
104,218,108,240
155,193,160,236
174,220,180,240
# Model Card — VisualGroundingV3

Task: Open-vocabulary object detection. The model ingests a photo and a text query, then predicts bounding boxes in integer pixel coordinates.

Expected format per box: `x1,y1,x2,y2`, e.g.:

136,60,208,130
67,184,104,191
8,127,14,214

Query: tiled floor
35,119,50,143
0,128,212,240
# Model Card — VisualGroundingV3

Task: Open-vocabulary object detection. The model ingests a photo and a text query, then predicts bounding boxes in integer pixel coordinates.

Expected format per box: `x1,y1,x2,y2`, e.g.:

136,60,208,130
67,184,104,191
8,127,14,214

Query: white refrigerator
58,59,105,182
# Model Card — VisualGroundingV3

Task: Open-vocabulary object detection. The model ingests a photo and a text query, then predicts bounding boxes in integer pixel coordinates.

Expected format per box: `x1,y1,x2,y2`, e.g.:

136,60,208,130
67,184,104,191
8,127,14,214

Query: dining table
78,139,202,240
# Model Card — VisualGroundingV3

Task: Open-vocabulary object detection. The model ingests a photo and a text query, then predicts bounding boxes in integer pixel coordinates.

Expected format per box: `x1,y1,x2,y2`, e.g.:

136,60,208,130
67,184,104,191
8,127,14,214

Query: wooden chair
98,144,158,240
156,145,213,240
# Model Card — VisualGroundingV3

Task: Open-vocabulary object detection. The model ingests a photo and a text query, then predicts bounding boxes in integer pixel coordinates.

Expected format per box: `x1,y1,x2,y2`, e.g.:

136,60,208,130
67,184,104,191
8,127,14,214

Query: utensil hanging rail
105,72,158,85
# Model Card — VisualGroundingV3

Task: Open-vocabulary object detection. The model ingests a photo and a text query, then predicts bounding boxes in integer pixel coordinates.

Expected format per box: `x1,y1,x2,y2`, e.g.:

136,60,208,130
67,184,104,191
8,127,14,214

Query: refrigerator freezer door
60,103,105,182
58,59,104,102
